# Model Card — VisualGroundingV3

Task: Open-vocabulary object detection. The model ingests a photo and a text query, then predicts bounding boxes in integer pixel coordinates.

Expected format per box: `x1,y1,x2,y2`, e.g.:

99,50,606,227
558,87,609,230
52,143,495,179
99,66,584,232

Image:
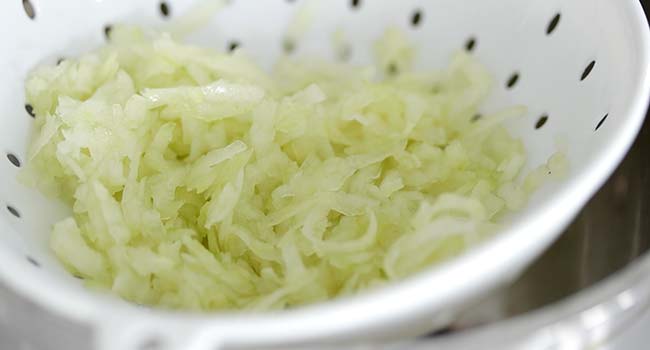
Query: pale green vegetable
22,25,537,311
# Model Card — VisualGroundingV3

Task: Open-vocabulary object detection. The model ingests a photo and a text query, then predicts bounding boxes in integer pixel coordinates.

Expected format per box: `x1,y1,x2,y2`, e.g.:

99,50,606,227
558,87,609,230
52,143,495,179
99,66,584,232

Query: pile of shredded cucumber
22,26,565,310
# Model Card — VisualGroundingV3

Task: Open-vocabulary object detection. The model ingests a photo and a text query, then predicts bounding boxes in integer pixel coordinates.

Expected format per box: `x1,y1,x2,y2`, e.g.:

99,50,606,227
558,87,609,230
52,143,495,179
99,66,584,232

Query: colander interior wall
0,1,647,349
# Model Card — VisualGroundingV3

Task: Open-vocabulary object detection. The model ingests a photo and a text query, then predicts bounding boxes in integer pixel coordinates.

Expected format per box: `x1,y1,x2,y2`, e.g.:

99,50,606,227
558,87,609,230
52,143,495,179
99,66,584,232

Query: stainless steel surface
504,114,650,320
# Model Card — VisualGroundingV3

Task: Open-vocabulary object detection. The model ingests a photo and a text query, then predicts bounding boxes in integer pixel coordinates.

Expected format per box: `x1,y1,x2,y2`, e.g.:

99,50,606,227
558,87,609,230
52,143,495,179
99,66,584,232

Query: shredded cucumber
22,25,545,310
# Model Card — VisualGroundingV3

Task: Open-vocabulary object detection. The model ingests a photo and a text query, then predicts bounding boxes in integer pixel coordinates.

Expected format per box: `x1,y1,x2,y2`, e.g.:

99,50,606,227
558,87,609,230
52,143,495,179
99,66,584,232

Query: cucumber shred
23,26,535,310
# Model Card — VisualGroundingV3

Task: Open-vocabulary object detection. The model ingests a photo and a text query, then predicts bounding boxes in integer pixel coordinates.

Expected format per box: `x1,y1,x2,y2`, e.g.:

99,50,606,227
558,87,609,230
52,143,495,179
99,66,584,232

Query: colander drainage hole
22,0,35,20
6,205,20,218
338,44,352,61
159,1,171,18
535,115,549,129
283,38,296,54
465,37,477,52
506,72,520,89
26,256,40,267
596,113,609,131
387,63,399,76
104,25,113,40
426,326,455,337
228,40,240,52
547,13,561,35
581,60,596,81
138,337,164,350
25,104,35,118
411,9,423,27
6,153,21,167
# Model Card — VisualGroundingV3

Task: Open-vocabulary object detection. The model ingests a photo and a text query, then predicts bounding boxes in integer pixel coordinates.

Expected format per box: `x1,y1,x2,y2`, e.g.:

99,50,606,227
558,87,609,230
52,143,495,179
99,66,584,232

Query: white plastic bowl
0,1,649,349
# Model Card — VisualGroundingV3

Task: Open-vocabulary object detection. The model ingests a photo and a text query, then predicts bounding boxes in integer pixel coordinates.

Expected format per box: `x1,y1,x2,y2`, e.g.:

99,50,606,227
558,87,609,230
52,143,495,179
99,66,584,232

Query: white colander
0,0,649,349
